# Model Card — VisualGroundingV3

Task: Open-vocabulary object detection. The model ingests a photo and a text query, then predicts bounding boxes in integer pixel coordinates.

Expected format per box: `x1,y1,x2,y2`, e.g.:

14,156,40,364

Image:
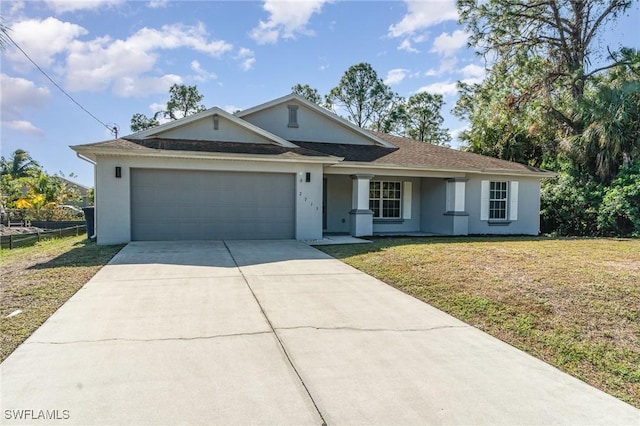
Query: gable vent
287,105,299,128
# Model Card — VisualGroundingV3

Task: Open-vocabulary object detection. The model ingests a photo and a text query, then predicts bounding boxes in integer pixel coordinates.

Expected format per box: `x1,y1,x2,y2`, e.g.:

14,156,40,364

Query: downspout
76,152,95,165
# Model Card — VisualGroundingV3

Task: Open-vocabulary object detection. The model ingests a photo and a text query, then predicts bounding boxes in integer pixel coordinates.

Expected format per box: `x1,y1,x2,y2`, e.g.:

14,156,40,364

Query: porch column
445,178,469,235
349,174,374,237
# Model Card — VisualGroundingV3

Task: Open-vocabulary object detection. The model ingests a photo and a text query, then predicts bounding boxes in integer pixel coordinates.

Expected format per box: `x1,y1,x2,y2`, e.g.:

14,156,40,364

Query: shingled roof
73,138,333,159
297,131,548,174
73,132,551,175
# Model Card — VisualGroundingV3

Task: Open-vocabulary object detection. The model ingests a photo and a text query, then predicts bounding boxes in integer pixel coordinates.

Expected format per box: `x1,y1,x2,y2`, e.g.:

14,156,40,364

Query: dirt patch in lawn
0,235,124,362
319,237,640,408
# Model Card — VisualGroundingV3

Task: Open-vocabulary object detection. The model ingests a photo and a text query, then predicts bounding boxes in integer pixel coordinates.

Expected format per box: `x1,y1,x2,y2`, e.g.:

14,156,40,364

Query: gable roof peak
124,106,297,148
236,93,397,148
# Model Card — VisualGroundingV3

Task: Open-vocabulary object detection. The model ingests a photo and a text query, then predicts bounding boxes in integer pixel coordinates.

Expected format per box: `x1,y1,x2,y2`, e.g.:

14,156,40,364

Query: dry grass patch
318,237,640,408
1,236,124,361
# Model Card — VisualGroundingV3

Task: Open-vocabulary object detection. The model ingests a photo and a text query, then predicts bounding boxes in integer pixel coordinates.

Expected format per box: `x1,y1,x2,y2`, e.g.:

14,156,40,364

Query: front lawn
0,235,124,362
318,237,640,408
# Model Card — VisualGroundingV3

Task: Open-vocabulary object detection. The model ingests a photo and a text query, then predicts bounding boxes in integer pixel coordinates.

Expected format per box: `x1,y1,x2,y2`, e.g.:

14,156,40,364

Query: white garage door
130,169,295,240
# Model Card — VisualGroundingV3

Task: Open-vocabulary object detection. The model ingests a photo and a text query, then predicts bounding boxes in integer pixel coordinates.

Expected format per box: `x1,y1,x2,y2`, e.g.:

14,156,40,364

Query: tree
400,92,451,145
454,56,558,167
325,63,396,128
571,49,640,182
164,84,206,120
457,0,635,168
459,0,633,111
0,18,10,50
291,84,322,105
130,113,160,133
130,84,206,132
1,149,41,178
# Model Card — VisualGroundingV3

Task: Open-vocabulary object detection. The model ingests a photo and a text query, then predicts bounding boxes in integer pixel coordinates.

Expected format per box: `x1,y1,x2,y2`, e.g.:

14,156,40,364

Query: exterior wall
95,158,132,245
325,175,352,233
242,102,375,145
324,174,422,234
420,178,454,235
466,175,541,235
94,155,323,245
371,176,421,234
154,117,272,144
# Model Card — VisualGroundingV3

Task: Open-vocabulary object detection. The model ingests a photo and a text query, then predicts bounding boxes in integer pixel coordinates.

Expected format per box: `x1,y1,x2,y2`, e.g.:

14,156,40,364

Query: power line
5,33,119,138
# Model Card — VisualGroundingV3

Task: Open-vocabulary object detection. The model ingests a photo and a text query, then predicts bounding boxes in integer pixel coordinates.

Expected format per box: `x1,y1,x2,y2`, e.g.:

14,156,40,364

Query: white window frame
489,181,508,220
481,180,518,221
369,181,402,219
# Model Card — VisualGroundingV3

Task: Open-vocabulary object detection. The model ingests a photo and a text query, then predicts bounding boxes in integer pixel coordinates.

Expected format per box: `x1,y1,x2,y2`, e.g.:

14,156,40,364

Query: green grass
318,237,640,408
1,235,124,362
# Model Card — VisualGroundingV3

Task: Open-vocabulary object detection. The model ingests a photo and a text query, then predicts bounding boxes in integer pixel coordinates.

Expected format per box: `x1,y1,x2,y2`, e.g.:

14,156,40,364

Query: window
370,181,401,218
481,180,518,222
489,181,508,220
287,105,299,128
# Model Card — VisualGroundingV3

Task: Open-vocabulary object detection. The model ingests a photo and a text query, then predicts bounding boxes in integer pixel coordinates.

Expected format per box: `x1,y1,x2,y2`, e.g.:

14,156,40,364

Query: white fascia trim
235,93,397,149
329,162,556,178
72,147,342,165
125,107,299,148
476,169,557,178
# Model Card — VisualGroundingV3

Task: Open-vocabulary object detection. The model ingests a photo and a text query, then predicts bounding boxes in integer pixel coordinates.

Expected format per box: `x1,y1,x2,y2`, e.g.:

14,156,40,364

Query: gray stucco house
71,93,553,245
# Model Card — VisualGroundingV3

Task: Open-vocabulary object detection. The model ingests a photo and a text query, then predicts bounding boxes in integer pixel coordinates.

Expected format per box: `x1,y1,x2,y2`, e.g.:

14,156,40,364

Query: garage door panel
131,169,295,241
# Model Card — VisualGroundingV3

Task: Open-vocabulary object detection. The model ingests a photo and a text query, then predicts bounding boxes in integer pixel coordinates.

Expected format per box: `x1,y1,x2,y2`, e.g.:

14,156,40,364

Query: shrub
540,173,604,235
597,162,640,236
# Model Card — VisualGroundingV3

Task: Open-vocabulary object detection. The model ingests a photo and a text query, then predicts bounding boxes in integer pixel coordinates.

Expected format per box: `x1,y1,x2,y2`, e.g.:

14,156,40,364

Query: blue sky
1,0,638,187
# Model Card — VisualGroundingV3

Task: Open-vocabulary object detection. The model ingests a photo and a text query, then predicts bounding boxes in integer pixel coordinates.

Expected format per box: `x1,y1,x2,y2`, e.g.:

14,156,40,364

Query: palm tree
0,18,10,50
1,149,41,178
573,70,640,183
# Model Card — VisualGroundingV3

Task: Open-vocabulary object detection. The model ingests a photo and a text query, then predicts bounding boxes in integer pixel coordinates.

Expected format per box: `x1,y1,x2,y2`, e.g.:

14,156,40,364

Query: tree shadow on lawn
27,240,126,270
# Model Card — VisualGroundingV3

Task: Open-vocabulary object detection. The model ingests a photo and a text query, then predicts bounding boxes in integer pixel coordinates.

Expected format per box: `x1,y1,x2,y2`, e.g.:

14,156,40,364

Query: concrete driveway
1,240,638,425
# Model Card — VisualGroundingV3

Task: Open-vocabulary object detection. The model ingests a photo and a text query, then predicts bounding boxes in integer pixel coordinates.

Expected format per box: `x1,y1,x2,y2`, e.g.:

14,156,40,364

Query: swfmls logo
4,409,70,420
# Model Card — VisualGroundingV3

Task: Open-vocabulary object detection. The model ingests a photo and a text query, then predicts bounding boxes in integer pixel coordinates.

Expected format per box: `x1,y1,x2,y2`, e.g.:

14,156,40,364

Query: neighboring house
58,177,91,207
71,93,554,245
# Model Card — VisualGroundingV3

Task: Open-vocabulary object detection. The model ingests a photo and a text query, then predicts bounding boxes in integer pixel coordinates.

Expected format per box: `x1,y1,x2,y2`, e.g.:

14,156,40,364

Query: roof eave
331,161,556,177
70,146,343,165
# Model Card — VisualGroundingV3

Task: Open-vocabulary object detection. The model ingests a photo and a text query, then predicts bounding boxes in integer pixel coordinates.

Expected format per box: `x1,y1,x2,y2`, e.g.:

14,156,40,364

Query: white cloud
235,48,256,71
149,102,165,114
417,81,459,96
250,0,330,44
388,0,458,38
148,0,168,8
63,23,232,96
6,17,88,68
431,30,468,57
7,1,25,16
398,39,419,53
461,63,486,79
190,60,217,82
111,74,182,98
0,74,50,119
4,120,45,137
417,76,483,97
44,0,124,13
0,74,49,137
6,18,232,97
424,57,458,77
384,68,408,86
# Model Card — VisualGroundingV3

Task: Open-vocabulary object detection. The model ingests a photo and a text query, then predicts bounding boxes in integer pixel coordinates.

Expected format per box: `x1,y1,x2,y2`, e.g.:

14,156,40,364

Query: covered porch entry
322,172,470,237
